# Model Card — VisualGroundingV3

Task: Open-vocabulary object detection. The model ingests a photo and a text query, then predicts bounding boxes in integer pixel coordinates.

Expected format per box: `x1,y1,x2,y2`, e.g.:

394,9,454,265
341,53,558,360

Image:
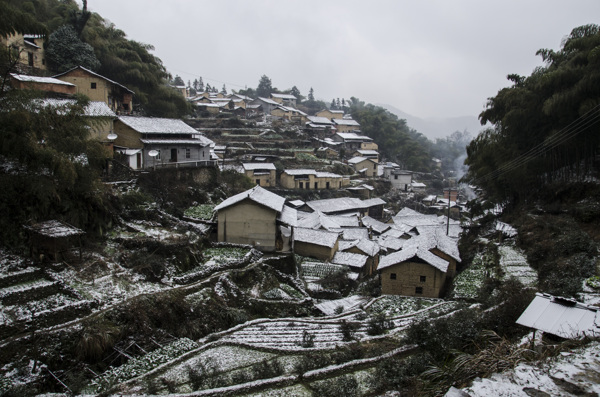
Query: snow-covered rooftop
278,205,298,227
214,185,286,213
362,216,391,234
242,163,276,171
11,73,75,86
118,116,197,134
270,93,297,100
294,227,339,248
516,293,600,339
26,220,84,238
307,116,333,125
39,99,116,117
307,197,382,214
333,118,360,126
379,244,449,273
332,251,368,269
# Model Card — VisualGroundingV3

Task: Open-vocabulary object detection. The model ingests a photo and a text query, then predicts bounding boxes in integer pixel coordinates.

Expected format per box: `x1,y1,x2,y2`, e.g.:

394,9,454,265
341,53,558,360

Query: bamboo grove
464,24,600,205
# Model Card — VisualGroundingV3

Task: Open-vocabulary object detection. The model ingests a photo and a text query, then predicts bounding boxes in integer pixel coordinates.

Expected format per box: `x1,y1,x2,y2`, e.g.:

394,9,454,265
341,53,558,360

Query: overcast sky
83,0,599,119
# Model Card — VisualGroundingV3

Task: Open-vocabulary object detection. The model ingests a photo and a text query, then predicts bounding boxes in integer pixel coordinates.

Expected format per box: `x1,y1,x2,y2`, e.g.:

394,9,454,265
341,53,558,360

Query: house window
390,273,396,280
155,150,161,160
420,276,426,282
91,82,97,89
28,52,34,67
314,182,318,189
394,175,398,180
326,182,330,189
373,163,376,169
415,287,423,294
299,182,303,189
185,148,191,159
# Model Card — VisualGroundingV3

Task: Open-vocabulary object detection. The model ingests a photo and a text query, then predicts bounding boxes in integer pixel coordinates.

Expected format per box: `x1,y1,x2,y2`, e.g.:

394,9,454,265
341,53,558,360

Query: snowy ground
498,244,537,287
464,341,600,397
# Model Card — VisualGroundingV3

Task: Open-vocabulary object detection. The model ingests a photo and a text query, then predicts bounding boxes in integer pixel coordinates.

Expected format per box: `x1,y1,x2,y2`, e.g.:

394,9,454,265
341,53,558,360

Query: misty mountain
377,104,486,140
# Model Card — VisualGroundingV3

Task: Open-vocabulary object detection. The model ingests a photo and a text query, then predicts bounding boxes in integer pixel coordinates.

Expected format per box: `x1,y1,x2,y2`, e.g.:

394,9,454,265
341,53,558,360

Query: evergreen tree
464,24,600,204
172,75,184,86
331,99,337,110
290,85,301,102
221,84,227,94
46,25,100,72
308,87,315,102
256,74,273,98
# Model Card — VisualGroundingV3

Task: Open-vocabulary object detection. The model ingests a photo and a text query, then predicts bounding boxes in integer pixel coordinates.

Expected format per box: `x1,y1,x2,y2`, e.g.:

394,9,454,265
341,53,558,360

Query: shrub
366,313,394,335
251,359,284,380
312,375,358,397
339,320,360,342
300,330,315,348
187,357,221,390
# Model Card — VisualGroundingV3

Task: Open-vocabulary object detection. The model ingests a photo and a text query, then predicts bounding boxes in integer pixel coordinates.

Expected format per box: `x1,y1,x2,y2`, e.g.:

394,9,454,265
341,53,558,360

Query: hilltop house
348,157,378,177
249,97,280,115
242,163,277,187
333,118,360,133
316,109,344,120
352,149,379,162
270,93,297,107
280,169,348,190
10,73,76,96
113,116,214,170
1,33,46,71
333,132,374,152
53,66,134,114
214,186,296,252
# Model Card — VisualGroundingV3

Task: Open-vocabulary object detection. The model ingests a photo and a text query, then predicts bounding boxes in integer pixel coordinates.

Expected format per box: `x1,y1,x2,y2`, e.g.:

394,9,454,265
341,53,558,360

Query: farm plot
450,253,488,299
315,295,371,315
498,244,537,287
365,295,440,317
300,260,345,292
219,319,369,350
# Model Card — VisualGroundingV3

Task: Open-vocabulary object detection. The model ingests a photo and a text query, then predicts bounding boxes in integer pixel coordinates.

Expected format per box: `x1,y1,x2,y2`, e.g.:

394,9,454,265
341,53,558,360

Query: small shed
516,293,600,340
26,220,85,262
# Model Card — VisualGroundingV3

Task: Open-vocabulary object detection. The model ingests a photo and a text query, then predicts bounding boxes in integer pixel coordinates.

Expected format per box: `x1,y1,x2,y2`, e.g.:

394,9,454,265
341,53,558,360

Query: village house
333,118,360,133
316,108,344,120
242,163,277,187
10,73,76,96
293,227,339,261
1,33,46,71
53,66,134,114
305,197,386,220
360,141,379,151
41,98,117,143
280,169,348,190
332,132,374,152
113,116,214,170
316,147,339,160
271,106,307,124
348,156,378,177
331,251,369,279
270,93,297,107
338,238,380,276
411,182,427,193
387,169,413,191
306,116,335,135
378,244,450,298
214,186,296,252
352,149,379,162
249,97,280,116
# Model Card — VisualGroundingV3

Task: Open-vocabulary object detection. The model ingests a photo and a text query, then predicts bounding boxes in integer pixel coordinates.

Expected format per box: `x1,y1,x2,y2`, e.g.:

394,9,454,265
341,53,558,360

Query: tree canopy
256,75,273,98
464,24,600,205
350,99,432,171
45,24,100,72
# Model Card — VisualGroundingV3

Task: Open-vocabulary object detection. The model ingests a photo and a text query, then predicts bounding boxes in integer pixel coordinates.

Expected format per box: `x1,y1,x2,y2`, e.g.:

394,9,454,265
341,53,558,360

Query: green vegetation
184,204,215,220
465,24,600,205
350,99,432,171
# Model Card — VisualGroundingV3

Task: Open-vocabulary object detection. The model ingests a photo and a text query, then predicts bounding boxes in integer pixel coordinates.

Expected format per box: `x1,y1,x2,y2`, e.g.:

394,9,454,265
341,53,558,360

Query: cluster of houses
214,185,461,298
7,65,218,170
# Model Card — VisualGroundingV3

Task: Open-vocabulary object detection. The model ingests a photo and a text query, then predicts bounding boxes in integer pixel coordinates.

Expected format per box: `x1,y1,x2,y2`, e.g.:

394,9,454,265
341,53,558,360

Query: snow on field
0,292,83,325
162,345,277,386
315,295,371,315
498,244,537,287
464,341,600,397
366,295,441,317
241,384,311,396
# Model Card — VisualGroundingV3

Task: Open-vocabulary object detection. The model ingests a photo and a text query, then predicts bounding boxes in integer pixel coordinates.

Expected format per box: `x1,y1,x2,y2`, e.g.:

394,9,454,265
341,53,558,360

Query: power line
472,104,600,184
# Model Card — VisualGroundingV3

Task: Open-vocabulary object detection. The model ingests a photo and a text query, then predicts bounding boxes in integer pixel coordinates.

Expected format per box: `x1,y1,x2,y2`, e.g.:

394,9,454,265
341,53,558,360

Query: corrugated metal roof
516,293,600,339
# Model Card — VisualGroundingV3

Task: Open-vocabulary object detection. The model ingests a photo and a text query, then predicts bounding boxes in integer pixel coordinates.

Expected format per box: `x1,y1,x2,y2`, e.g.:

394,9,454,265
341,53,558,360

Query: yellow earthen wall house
293,240,339,261
380,261,446,298
2,33,46,70
316,109,344,119
361,142,379,151
217,200,278,251
280,171,348,190
349,158,378,177
54,66,134,114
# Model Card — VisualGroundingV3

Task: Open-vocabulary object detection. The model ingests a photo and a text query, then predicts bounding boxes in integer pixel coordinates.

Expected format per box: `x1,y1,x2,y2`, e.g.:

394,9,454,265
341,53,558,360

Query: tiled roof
39,99,116,117
294,227,339,248
379,244,449,273
118,116,196,134
53,66,134,94
11,73,75,86
332,251,368,269
214,185,285,213
243,163,276,171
